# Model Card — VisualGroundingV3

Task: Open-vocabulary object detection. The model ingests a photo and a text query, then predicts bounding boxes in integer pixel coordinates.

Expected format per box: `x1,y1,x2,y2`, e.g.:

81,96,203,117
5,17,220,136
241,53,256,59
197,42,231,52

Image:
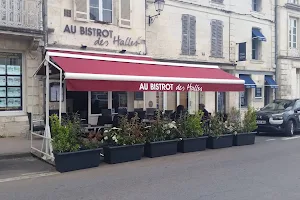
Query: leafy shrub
242,106,258,133
177,111,204,138
209,113,227,137
225,107,242,135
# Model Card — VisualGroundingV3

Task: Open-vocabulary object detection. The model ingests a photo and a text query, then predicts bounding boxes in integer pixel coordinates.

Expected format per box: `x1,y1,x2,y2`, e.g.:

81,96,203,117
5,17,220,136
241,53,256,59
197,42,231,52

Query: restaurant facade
36,0,246,129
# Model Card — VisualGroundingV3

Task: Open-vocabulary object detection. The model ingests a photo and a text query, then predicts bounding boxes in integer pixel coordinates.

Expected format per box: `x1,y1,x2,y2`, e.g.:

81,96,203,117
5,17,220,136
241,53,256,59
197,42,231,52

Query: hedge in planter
50,114,102,173
177,111,208,153
233,106,257,146
102,115,145,164
144,113,179,158
207,113,233,149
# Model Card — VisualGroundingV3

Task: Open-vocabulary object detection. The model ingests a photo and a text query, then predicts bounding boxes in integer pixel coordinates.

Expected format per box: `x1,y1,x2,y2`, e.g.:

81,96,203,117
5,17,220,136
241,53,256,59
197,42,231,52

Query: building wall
146,0,275,113
0,36,43,136
277,0,300,99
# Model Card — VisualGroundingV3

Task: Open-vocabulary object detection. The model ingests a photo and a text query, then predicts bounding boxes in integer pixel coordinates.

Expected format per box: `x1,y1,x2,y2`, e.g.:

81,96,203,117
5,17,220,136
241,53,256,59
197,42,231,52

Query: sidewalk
0,137,43,159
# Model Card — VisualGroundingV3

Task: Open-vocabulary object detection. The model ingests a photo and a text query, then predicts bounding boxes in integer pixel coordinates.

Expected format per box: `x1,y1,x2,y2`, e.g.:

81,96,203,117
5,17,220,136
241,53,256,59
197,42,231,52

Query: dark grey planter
103,144,144,164
54,148,102,173
144,139,178,158
206,134,233,149
178,136,208,153
233,132,256,146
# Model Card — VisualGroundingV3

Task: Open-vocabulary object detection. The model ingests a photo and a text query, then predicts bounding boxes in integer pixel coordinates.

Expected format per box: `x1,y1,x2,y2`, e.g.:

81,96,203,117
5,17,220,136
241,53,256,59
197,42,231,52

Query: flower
104,130,108,133
104,136,108,140
112,135,117,141
166,130,171,134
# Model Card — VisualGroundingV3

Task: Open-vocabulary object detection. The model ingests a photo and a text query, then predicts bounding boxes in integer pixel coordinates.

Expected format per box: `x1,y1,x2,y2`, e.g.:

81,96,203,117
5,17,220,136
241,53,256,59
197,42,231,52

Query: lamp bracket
148,13,160,26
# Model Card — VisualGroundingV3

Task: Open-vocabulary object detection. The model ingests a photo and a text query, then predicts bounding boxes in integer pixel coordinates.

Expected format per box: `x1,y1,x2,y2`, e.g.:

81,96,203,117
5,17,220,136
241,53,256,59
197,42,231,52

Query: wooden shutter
216,20,223,58
181,14,189,55
211,20,217,57
189,15,196,55
119,0,131,28
73,0,89,22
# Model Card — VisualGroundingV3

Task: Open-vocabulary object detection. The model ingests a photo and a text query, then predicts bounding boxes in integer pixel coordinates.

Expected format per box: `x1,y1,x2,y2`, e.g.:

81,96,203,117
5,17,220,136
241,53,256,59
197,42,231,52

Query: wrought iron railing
0,0,43,31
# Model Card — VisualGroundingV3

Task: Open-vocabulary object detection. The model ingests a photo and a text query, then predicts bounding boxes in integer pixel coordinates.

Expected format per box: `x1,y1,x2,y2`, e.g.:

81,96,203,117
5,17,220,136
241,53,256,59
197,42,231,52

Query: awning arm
32,58,46,77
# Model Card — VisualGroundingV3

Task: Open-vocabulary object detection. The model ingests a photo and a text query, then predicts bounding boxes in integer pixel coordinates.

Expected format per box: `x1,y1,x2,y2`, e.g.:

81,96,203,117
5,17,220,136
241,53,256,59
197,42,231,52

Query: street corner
0,155,57,183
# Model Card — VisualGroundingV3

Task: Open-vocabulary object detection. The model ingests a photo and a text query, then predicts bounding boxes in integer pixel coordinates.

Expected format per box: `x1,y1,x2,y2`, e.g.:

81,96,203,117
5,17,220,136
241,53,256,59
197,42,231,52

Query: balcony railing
0,0,43,32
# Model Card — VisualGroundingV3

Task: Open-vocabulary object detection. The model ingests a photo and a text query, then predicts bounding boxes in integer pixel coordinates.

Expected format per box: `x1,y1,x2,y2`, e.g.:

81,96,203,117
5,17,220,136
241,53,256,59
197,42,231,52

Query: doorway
66,91,88,122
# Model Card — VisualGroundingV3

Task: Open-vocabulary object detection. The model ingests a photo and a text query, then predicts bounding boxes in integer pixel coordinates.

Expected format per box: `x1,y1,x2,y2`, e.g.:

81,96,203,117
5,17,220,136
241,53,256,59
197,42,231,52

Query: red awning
46,50,244,92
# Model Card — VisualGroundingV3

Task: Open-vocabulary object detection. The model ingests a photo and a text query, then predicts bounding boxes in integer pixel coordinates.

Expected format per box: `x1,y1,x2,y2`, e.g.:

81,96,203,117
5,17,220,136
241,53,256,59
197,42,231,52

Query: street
0,135,300,200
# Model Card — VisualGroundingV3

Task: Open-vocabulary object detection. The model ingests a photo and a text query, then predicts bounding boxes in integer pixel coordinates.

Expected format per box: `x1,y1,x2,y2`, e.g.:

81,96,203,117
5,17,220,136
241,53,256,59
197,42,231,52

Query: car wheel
285,120,295,137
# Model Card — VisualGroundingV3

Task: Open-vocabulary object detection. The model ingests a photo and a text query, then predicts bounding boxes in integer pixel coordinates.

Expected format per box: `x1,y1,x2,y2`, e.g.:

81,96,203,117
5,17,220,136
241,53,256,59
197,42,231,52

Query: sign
138,83,203,92
238,42,246,61
63,25,142,47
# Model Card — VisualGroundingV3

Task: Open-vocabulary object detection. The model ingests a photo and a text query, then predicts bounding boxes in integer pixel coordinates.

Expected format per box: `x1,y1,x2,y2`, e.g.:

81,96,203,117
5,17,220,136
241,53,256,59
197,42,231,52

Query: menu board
7,98,21,107
7,65,21,75
50,83,64,102
7,76,21,86
0,98,6,108
0,87,6,97
0,65,5,75
7,87,21,97
0,76,5,86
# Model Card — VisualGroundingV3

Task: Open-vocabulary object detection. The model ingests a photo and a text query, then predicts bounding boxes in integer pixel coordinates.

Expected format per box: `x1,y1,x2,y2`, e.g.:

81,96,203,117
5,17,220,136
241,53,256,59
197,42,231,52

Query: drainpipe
274,0,278,99
42,0,48,54
144,0,148,55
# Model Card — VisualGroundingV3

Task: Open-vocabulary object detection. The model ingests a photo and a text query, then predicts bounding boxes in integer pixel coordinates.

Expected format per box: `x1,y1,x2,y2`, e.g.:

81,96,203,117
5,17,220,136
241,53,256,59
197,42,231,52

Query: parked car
256,99,300,136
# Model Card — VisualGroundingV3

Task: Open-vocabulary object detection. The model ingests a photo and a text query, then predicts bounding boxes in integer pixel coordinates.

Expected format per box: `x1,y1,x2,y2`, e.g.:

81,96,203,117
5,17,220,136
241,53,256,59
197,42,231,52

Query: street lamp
148,0,165,26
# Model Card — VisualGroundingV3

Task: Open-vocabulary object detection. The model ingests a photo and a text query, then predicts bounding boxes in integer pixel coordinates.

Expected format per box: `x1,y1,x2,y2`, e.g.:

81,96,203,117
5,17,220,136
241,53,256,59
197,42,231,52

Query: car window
261,100,294,111
294,100,300,109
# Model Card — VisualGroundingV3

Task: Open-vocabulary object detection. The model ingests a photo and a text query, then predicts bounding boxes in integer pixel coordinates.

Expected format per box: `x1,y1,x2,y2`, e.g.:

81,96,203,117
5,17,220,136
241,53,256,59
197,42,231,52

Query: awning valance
239,74,256,88
37,49,245,92
265,75,278,88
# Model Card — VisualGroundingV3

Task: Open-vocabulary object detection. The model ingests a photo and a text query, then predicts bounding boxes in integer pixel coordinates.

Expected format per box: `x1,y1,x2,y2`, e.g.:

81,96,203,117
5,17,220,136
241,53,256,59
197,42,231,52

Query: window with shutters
119,0,131,28
210,19,223,58
252,28,262,60
211,0,224,4
181,14,196,56
89,0,112,23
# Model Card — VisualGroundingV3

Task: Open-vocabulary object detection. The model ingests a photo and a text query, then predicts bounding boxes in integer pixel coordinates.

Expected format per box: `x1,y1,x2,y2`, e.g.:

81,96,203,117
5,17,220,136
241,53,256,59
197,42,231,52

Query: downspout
144,0,148,55
274,0,278,99
42,0,48,54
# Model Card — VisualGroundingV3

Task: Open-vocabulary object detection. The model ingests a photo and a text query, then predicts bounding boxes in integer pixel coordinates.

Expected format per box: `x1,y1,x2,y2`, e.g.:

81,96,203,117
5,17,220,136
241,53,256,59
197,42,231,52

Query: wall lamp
148,0,165,26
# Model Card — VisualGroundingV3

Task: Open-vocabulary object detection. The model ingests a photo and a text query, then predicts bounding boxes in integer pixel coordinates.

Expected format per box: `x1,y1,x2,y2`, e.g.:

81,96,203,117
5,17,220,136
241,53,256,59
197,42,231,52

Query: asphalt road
0,135,300,200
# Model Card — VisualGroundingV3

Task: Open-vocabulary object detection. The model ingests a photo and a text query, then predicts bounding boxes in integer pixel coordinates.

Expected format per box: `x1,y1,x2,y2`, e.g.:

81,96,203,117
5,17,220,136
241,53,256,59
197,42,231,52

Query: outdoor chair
134,108,143,112
27,112,45,138
118,108,128,116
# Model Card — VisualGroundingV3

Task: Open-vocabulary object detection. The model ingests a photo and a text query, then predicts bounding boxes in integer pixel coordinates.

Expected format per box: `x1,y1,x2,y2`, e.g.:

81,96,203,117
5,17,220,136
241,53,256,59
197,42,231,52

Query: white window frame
89,0,113,23
0,51,25,117
254,87,263,99
289,17,298,49
119,0,132,28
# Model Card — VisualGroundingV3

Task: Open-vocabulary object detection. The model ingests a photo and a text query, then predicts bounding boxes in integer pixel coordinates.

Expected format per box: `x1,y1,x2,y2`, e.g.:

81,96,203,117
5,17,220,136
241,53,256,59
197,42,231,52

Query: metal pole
59,69,62,124
45,57,49,157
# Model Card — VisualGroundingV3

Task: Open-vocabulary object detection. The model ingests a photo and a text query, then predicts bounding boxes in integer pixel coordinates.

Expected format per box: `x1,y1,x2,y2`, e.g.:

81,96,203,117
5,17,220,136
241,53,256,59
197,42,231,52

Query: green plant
177,111,204,138
242,106,258,133
226,107,242,135
209,113,227,137
50,114,80,153
144,112,178,142
103,114,146,146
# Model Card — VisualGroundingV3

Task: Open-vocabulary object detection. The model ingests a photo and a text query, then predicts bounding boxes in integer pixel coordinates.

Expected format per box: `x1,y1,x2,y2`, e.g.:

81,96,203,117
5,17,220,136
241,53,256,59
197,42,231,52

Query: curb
0,152,32,160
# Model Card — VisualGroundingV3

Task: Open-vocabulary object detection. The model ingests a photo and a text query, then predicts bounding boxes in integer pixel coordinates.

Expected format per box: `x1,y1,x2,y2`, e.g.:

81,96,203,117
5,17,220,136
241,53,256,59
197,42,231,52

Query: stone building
146,0,277,113
0,0,44,136
277,0,300,99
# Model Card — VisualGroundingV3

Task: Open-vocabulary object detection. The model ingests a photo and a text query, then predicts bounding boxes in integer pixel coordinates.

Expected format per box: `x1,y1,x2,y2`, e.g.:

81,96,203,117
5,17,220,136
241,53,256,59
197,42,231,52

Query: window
211,19,223,58
240,89,249,107
289,17,297,48
89,0,112,23
181,14,196,55
252,0,261,12
91,92,108,114
0,53,22,111
252,28,262,60
119,0,131,27
134,92,143,100
289,0,299,4
255,87,262,98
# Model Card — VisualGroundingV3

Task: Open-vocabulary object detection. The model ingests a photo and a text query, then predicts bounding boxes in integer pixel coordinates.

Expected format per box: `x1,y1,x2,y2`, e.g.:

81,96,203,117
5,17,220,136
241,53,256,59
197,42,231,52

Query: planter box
54,148,102,173
103,144,144,164
233,132,256,146
178,136,208,153
206,134,233,149
144,139,178,158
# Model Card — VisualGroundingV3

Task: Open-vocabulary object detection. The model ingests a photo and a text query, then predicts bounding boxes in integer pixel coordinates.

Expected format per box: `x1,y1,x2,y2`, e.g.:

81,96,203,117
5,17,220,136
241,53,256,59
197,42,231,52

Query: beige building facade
0,0,44,136
146,0,276,114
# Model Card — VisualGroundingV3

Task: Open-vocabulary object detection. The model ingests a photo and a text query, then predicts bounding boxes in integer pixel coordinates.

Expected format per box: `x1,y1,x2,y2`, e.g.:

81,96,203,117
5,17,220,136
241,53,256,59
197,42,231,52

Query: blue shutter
181,14,189,55
189,15,196,55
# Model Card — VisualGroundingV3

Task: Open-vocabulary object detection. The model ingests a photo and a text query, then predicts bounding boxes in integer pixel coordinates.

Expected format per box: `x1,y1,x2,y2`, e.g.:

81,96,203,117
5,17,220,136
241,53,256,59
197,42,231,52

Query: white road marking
0,172,59,183
266,139,276,142
282,135,300,141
